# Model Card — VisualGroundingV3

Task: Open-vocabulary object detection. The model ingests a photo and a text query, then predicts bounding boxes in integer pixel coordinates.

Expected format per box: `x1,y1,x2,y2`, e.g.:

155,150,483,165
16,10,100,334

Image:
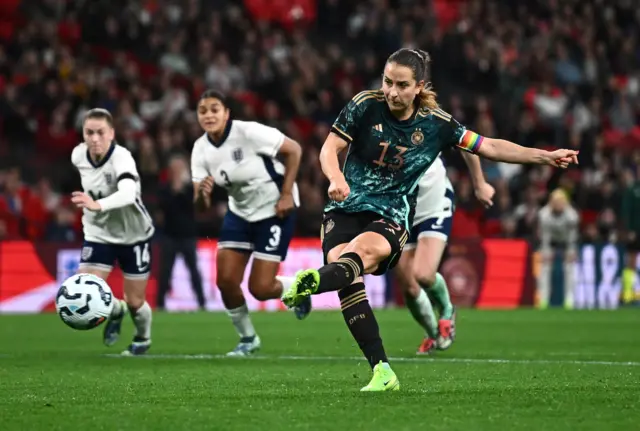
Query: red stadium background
0,238,535,313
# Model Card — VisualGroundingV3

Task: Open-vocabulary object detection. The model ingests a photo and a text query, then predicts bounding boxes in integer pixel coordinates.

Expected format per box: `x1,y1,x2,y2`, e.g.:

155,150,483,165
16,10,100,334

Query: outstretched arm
475,137,578,168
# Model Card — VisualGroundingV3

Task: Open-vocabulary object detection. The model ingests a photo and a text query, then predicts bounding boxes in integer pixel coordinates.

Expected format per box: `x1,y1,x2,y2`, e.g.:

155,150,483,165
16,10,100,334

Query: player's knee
405,283,422,298
326,247,345,263
217,272,239,292
413,263,437,288
248,279,274,301
345,238,390,268
125,295,145,311
394,267,413,294
123,279,147,309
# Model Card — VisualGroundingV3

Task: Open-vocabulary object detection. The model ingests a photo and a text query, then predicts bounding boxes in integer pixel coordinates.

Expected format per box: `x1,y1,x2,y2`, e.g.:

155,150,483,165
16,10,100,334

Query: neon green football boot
281,269,320,308
360,361,400,392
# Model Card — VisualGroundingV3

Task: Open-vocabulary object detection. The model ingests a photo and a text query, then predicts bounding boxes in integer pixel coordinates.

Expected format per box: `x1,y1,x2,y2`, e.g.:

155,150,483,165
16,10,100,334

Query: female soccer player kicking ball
282,48,578,391
71,108,155,356
191,90,305,356
395,152,494,354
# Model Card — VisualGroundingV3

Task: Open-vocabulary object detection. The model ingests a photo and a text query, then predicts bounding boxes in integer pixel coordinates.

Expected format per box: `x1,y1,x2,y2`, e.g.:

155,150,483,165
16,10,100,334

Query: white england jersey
413,156,454,226
538,205,580,251
191,120,300,222
72,143,155,244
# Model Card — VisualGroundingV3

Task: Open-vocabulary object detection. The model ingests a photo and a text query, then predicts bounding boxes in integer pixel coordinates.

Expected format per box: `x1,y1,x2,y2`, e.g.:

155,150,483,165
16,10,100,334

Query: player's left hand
275,193,295,218
474,182,495,208
71,191,102,212
547,149,579,168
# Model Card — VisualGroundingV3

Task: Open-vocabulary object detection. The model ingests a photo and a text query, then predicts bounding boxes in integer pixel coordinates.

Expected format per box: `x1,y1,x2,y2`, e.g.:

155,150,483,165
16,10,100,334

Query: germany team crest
325,218,335,234
411,129,424,146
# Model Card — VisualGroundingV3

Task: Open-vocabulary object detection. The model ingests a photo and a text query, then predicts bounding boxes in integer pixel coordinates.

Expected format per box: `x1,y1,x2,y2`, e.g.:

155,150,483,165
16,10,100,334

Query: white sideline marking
102,353,640,367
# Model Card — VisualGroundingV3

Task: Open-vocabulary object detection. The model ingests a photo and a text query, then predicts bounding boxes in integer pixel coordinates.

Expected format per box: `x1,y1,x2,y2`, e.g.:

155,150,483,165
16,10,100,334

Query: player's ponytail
386,48,439,110
417,83,439,110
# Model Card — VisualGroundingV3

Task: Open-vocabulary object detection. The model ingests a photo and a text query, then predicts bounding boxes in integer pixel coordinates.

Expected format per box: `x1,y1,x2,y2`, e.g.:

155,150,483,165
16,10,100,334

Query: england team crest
232,148,243,162
411,129,424,146
81,246,93,261
104,173,113,184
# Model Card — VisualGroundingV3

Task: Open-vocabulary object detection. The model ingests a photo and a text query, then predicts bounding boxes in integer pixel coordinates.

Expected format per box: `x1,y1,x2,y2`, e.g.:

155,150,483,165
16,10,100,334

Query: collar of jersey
86,141,116,168
383,104,419,125
206,120,233,148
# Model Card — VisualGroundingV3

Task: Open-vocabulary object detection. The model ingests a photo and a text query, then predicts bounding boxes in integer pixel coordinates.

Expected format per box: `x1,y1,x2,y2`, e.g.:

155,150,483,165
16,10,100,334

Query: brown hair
199,89,229,108
386,48,439,110
83,108,114,127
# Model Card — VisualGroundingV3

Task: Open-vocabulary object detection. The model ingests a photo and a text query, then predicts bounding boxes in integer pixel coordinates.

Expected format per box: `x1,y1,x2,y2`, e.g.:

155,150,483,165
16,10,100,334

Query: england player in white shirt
191,90,303,356
393,151,494,354
70,108,155,356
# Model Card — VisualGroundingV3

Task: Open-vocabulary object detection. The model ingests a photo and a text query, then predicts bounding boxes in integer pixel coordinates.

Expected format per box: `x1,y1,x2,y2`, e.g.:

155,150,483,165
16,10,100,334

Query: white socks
405,289,438,339
110,298,125,318
225,276,294,341
227,304,256,339
130,301,152,340
538,259,552,308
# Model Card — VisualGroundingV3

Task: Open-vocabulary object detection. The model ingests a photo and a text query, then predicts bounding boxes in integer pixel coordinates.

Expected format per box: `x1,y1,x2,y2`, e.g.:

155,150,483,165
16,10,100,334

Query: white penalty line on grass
102,353,640,367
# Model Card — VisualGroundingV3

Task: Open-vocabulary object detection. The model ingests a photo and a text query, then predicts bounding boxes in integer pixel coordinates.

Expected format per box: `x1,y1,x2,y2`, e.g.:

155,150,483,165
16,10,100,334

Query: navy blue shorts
406,188,454,249
79,239,152,279
218,211,296,262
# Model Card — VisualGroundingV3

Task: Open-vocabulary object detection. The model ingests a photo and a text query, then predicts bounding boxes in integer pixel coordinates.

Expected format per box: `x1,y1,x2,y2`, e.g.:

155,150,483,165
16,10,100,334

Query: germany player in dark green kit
327,90,465,230
282,48,579,391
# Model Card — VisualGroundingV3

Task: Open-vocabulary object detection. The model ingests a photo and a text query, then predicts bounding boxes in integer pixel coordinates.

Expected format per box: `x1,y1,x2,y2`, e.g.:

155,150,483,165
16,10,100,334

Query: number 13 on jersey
373,142,407,170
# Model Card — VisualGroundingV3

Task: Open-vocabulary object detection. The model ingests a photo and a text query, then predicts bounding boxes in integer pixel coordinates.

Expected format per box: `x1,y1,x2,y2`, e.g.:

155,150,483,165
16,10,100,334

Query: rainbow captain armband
457,130,484,153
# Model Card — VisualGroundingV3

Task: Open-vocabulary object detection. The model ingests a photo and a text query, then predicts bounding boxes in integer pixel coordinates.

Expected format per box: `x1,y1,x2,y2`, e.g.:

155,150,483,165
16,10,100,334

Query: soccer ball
55,273,114,330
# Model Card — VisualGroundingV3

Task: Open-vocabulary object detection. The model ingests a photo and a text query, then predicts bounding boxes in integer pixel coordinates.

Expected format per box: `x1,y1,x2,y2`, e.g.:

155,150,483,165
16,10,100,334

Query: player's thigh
394,247,416,294
341,215,408,276
413,236,447,285
78,241,115,279
216,249,251,289
247,259,280,299
116,240,152,308
218,210,254,254
410,192,454,283
77,268,111,281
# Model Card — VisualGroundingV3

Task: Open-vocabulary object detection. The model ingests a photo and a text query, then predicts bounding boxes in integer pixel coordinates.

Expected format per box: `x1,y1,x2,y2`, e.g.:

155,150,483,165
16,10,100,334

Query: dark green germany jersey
326,90,482,229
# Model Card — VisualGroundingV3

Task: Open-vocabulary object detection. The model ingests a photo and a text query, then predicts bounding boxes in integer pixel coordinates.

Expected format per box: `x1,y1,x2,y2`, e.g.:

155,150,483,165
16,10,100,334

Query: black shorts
320,210,409,276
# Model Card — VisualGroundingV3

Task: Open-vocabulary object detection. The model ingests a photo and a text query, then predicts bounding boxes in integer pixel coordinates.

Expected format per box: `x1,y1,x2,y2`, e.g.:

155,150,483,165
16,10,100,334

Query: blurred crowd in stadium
0,0,638,244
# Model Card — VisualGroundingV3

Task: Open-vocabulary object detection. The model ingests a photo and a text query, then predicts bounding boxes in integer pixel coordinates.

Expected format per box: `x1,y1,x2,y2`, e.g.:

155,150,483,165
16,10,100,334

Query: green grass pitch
1,309,639,430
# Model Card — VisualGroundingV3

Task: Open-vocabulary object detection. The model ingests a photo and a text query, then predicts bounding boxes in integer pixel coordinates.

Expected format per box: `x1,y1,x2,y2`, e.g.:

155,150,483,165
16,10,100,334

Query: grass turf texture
1,309,639,431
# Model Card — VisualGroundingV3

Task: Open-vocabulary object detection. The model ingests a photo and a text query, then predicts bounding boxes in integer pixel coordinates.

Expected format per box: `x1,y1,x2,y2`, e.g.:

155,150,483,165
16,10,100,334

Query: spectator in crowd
0,0,638,245
45,204,79,243
156,154,205,311
537,189,580,310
